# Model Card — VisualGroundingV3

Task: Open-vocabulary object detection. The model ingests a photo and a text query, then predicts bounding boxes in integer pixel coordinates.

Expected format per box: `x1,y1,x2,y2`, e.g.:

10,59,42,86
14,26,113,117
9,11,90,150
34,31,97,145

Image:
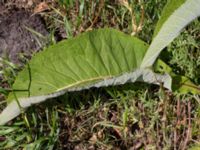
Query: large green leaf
7,28,148,101
141,0,200,68
0,29,172,125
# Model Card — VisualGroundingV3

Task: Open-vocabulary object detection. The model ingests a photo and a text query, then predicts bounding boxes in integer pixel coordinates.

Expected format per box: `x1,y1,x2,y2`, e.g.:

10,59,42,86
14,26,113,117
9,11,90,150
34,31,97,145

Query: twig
27,63,32,97
181,101,191,150
75,0,79,15
174,98,180,150
137,0,144,32
156,121,161,149
86,0,105,31
174,129,177,150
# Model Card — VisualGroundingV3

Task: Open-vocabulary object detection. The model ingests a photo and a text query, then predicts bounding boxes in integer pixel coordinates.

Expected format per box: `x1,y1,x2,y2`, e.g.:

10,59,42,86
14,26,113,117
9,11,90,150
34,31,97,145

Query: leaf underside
141,0,200,67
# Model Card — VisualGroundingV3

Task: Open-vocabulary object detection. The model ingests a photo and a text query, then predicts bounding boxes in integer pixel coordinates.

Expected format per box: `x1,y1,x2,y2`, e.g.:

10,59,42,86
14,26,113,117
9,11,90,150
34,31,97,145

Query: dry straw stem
119,0,144,35
137,0,144,32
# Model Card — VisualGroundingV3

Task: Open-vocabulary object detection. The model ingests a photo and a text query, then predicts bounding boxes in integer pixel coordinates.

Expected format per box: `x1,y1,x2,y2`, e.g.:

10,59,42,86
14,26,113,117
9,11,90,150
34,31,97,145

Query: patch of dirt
1,0,42,10
0,4,48,64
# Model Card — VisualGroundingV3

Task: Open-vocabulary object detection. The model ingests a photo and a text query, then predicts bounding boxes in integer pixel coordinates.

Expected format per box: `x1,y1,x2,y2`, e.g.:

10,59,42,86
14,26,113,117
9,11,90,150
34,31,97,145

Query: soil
0,4,48,64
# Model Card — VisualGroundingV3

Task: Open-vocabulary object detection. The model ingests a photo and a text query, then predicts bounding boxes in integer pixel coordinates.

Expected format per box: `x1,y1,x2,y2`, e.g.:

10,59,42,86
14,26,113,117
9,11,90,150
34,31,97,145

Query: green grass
167,19,200,84
0,0,200,149
1,84,199,149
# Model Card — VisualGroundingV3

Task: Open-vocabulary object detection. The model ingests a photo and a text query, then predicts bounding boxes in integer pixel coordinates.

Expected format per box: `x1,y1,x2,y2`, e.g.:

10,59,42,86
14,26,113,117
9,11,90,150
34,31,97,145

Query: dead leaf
34,2,49,14
89,134,97,144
